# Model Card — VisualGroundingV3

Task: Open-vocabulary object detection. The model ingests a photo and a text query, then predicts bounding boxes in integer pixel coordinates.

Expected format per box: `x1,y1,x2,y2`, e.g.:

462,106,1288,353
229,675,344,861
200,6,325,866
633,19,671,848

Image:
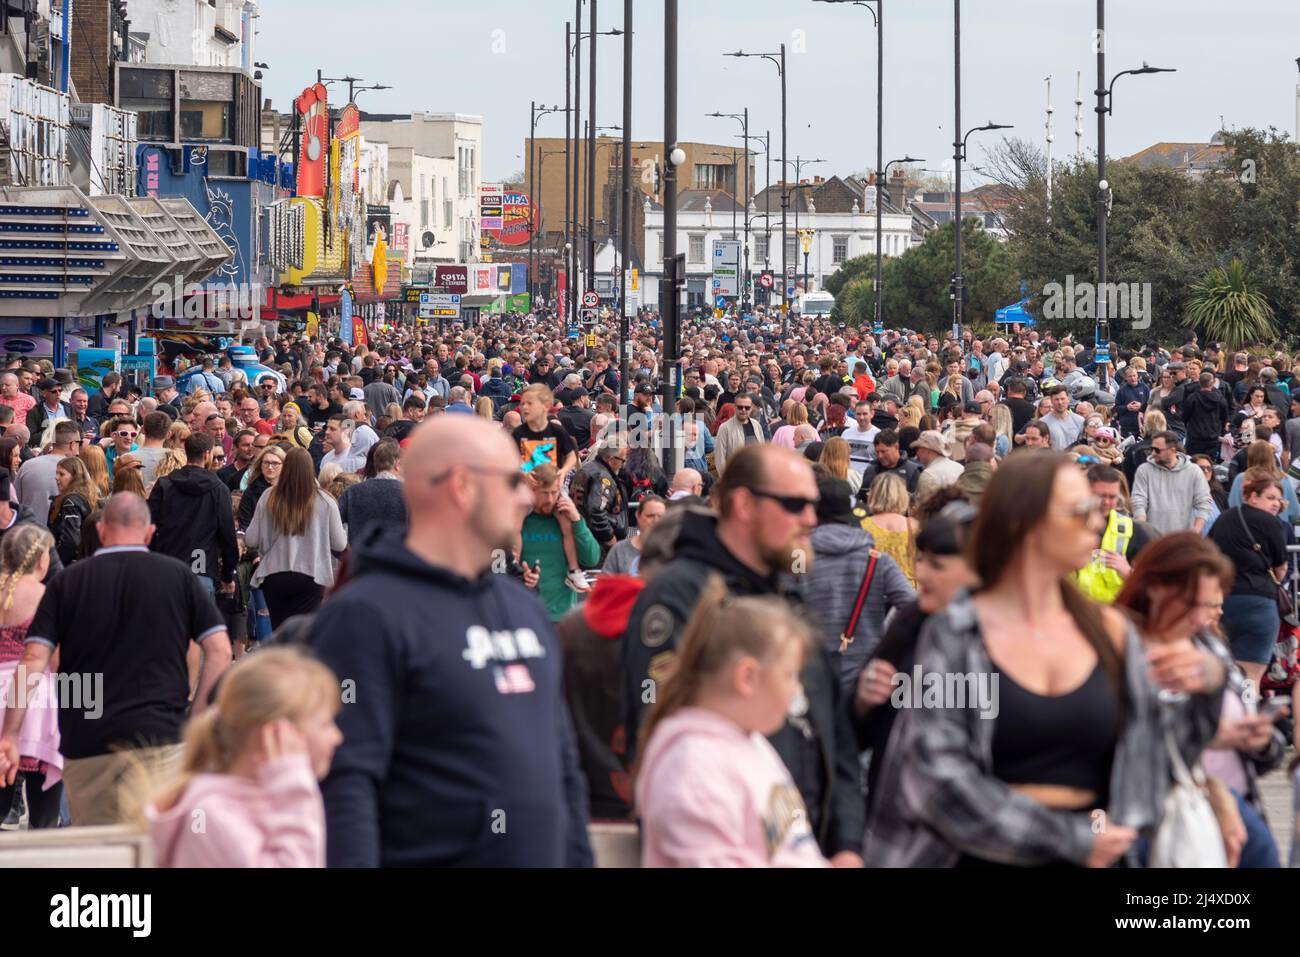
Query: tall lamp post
727,46,787,337
1095,0,1174,389
874,155,922,332
952,121,1010,345
708,110,751,306
536,149,567,305
663,0,685,475
529,103,564,307
813,0,883,324
785,156,824,275
619,0,633,405
568,14,623,321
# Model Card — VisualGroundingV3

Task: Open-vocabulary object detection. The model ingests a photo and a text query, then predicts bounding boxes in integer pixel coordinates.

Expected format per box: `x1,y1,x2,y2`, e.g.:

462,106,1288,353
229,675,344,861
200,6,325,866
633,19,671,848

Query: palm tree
1184,259,1278,349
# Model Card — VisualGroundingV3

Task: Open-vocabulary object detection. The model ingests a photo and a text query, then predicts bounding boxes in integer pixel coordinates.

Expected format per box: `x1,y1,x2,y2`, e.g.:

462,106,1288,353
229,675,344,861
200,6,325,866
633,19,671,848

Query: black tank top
990,661,1119,805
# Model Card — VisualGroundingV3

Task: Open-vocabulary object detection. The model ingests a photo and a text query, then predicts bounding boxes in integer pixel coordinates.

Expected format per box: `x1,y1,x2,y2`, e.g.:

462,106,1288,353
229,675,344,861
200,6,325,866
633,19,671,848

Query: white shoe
565,569,592,593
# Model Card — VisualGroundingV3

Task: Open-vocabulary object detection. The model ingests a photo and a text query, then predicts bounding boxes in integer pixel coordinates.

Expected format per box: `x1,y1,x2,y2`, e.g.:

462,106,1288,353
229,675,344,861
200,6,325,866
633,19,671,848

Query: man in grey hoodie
803,475,914,691
1130,430,1213,536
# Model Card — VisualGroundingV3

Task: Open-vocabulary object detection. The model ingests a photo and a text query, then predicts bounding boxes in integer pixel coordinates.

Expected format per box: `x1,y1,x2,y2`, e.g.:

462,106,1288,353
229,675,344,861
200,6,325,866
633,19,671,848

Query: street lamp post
786,157,824,285
1095,0,1175,389
568,23,623,303
529,103,563,307
620,0,633,405
709,110,751,307
952,0,1011,349
728,46,786,336
874,155,922,331
536,149,567,305
663,0,683,475
814,0,883,323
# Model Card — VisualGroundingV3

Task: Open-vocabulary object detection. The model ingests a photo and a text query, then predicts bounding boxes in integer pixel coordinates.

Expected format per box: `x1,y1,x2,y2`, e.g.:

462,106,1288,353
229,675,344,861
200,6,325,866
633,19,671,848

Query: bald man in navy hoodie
311,416,592,867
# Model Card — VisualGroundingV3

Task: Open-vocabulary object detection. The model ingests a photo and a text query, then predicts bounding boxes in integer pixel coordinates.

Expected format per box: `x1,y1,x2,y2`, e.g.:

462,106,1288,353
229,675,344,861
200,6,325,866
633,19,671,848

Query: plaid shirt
863,591,1223,867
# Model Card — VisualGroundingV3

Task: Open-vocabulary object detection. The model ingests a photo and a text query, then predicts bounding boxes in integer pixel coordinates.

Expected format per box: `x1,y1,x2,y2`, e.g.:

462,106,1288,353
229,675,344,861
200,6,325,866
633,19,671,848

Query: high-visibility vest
1073,510,1134,603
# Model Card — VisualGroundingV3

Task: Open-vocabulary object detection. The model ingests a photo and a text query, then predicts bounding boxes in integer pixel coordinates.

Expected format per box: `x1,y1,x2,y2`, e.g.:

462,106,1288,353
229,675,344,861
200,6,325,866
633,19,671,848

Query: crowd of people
0,304,1296,869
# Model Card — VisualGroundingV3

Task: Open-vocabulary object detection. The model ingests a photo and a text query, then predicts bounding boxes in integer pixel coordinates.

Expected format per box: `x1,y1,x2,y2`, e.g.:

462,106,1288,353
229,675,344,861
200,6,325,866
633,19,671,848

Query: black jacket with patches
622,510,865,857
569,457,628,550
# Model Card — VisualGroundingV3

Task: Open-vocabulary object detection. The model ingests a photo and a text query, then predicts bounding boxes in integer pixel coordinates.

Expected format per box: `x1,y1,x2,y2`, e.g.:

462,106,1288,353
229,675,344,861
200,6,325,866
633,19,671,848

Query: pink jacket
147,754,325,868
634,707,828,868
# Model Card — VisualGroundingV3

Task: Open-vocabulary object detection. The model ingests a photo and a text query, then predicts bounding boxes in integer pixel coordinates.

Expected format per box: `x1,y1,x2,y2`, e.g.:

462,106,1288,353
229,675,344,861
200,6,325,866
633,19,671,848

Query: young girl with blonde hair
634,578,830,867
0,525,60,829
146,646,342,867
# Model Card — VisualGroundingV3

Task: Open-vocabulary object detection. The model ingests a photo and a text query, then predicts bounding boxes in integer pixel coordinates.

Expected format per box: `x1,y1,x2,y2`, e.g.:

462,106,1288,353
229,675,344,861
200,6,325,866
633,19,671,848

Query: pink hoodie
147,754,325,868
635,707,828,868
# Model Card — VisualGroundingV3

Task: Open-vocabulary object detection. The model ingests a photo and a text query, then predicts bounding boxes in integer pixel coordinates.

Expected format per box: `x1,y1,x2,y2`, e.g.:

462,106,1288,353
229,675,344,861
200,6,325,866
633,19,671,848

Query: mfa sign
712,239,741,298
420,293,462,319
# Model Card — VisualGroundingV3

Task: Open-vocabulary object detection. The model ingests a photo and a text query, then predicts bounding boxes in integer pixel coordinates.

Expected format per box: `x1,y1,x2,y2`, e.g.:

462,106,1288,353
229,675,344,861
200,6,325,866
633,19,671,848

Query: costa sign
434,266,468,293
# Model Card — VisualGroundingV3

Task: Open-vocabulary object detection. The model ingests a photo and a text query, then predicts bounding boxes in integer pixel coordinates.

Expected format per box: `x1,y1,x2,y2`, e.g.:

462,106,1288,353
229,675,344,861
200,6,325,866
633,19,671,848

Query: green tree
825,255,875,299
1184,259,1278,349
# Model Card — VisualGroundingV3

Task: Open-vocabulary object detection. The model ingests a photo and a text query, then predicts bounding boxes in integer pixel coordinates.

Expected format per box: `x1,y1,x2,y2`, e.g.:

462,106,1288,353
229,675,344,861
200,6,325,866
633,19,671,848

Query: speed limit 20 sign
582,290,600,308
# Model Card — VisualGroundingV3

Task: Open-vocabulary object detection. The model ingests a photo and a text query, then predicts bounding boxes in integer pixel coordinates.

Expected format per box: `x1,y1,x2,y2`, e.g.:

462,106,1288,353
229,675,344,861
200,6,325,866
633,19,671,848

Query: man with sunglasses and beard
622,444,865,866
308,415,593,868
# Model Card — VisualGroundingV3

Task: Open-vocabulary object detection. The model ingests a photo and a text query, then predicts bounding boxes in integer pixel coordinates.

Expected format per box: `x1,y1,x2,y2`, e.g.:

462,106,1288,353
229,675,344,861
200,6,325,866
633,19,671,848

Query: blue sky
258,0,1300,184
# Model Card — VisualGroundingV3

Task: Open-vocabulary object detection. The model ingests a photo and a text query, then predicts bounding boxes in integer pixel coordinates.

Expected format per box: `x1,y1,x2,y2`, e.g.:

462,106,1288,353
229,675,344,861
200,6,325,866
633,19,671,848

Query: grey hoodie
1130,451,1213,536
804,523,915,691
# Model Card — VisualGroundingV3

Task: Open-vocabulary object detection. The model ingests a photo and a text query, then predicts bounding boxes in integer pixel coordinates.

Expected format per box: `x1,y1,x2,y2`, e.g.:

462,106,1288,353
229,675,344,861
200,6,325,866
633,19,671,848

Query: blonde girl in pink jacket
146,646,342,867
633,577,829,868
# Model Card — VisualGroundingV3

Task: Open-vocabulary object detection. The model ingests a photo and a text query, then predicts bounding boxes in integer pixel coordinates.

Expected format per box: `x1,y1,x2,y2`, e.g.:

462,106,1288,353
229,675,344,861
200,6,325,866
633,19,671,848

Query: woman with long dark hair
854,502,978,812
864,450,1226,868
244,448,346,629
1116,532,1285,867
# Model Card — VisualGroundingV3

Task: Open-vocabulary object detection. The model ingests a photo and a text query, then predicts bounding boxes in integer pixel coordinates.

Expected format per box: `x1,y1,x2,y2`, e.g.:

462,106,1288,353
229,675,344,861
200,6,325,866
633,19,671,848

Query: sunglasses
429,465,528,491
1057,496,1105,521
745,487,819,514
116,431,138,439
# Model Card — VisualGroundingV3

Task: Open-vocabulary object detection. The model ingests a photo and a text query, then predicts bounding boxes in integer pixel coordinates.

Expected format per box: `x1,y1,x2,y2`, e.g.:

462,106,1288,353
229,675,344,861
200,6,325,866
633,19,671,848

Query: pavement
1258,762,1294,865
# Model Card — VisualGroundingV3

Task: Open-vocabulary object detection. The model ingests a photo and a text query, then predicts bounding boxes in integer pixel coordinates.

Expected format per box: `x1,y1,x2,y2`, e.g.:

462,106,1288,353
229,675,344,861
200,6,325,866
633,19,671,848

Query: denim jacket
863,591,1224,867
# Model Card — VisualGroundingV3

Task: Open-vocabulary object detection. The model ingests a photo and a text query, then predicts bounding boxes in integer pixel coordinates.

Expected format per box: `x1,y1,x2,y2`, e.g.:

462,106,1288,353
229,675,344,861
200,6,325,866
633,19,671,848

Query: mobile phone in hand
1262,695,1290,718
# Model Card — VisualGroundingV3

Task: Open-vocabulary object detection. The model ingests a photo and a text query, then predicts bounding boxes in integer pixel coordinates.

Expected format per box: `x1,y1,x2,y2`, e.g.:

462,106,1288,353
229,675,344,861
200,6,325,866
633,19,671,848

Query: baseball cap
349,388,365,400
37,377,60,392
910,430,950,456
635,382,655,396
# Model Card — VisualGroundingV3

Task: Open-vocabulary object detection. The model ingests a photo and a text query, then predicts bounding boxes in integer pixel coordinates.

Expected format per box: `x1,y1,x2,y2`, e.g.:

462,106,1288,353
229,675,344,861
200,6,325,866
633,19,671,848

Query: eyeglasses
262,459,283,468
213,455,226,463
115,431,138,439
744,487,819,514
429,465,528,491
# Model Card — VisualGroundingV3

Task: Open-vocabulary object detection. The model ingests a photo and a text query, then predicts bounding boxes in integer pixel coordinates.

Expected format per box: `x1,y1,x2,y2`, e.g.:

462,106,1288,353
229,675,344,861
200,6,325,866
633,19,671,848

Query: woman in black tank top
862,452,1226,869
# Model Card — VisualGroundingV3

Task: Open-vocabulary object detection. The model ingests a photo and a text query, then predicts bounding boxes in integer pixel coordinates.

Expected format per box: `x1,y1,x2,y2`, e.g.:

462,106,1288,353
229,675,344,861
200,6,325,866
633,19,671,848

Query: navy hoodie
310,526,593,867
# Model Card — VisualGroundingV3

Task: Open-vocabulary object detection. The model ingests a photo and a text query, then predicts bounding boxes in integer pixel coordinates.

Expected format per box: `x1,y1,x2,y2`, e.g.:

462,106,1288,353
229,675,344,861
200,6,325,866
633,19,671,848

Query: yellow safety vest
1073,510,1134,604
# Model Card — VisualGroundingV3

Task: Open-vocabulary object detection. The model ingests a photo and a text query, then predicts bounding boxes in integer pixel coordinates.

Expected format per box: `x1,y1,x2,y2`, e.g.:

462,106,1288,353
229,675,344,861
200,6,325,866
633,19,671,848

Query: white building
641,176,919,309
358,111,483,269
125,0,259,71
382,147,458,268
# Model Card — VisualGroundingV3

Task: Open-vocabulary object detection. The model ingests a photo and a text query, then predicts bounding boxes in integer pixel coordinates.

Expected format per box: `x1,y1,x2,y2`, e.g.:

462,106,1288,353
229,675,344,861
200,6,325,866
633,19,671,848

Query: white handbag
1149,728,1228,868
